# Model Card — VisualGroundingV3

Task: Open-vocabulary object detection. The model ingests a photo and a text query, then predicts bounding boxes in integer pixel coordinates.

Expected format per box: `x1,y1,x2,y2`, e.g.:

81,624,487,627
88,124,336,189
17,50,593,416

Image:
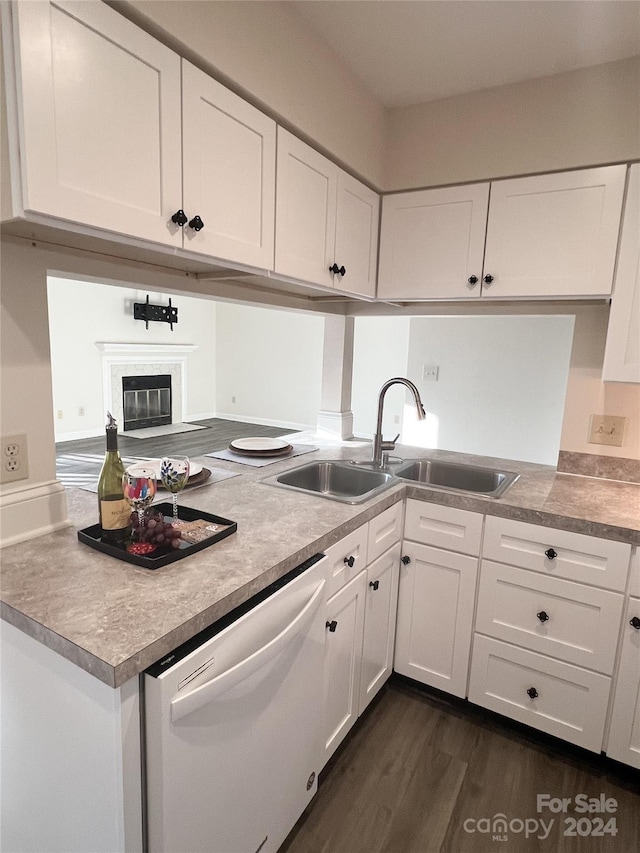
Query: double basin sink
270,457,520,504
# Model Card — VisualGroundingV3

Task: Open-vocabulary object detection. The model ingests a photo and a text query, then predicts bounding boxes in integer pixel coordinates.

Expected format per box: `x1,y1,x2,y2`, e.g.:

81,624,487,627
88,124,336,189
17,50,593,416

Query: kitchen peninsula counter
1,445,638,688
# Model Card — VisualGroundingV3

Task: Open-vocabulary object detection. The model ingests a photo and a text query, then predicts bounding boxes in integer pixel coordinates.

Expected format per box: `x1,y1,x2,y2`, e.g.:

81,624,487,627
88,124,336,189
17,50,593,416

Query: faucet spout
372,377,425,468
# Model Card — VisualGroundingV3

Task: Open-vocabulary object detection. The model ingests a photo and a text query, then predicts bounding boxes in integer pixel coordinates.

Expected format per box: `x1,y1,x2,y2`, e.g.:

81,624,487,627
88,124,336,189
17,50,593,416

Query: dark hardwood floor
281,679,640,853
55,417,292,487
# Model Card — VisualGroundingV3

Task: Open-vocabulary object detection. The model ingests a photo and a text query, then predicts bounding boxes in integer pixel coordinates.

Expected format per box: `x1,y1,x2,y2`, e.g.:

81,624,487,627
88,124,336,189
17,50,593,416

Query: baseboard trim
213,413,313,432
0,480,70,548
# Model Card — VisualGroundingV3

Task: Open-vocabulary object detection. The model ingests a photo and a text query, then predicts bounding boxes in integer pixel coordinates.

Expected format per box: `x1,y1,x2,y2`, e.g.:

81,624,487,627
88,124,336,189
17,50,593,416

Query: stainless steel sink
270,460,394,504
394,458,520,498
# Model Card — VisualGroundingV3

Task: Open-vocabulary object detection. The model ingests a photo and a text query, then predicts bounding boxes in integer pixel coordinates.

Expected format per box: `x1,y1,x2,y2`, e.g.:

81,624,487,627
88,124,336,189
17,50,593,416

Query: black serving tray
78,502,237,569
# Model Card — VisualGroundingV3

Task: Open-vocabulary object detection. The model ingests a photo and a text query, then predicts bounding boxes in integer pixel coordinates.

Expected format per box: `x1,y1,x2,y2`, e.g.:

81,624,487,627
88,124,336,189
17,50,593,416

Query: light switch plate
588,415,626,447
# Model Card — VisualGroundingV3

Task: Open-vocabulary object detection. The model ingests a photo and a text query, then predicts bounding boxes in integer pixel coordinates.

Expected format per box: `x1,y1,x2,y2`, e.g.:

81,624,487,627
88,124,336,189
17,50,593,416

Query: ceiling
287,0,640,108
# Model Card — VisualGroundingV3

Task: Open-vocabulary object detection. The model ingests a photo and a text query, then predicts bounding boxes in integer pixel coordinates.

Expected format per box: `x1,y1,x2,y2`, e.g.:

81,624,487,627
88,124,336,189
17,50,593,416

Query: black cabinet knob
630,616,640,630
468,275,478,285
171,209,188,226
527,687,539,699
401,555,411,565
544,548,558,561
188,215,204,232
344,555,355,568
483,274,494,285
537,610,550,623
369,580,379,591
326,620,337,632
329,263,346,276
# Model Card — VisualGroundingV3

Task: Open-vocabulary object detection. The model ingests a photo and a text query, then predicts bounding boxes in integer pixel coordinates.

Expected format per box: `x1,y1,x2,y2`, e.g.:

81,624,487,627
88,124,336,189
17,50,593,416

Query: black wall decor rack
134,295,178,330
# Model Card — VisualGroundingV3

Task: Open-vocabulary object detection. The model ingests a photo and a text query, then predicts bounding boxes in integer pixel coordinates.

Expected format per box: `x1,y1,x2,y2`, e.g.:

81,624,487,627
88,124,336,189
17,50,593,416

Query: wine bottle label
100,498,131,530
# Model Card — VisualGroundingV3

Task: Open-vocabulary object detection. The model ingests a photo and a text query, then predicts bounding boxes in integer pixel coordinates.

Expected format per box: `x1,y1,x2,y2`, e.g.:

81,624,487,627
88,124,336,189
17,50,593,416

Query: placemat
206,444,318,467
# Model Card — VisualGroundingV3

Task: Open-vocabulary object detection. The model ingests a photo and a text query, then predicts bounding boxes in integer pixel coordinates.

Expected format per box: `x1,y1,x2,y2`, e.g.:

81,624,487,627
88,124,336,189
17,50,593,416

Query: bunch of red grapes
130,510,183,549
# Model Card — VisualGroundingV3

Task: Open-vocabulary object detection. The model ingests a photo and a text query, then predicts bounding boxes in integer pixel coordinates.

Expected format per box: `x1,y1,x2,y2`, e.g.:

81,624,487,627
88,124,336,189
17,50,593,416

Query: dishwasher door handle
171,579,326,722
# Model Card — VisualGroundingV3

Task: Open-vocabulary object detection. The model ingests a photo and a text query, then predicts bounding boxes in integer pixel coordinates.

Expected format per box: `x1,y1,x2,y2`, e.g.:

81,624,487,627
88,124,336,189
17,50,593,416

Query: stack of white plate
228,437,293,458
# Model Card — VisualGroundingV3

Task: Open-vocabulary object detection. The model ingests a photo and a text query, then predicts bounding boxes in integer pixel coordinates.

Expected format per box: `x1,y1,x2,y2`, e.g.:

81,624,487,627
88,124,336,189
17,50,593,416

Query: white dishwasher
144,553,327,853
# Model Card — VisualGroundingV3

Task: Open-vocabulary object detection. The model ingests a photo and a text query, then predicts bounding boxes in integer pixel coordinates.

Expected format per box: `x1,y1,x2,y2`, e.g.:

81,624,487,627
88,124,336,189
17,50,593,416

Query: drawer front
482,516,631,591
629,548,640,599
404,499,483,555
324,525,368,599
476,562,624,673
367,502,403,565
469,635,611,752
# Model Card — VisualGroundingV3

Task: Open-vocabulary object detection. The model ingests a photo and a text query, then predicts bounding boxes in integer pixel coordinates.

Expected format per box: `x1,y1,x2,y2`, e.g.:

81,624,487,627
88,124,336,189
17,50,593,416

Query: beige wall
385,57,640,190
117,0,387,188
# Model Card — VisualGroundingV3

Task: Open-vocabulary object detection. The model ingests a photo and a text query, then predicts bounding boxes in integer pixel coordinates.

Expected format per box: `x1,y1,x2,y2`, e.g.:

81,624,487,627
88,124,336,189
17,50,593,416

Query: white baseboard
316,410,354,440
213,413,314,432
55,427,103,442
0,480,71,548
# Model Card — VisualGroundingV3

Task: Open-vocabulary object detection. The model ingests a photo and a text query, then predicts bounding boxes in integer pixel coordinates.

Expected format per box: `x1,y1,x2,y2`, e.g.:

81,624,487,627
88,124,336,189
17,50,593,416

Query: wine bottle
98,412,131,545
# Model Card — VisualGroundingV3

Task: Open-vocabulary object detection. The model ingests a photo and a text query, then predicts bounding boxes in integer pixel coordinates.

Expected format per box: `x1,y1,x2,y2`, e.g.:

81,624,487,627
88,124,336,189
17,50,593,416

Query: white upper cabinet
603,164,640,383
483,166,627,298
378,166,626,300
8,0,182,247
275,128,379,297
5,1,277,270
378,183,489,300
181,62,275,269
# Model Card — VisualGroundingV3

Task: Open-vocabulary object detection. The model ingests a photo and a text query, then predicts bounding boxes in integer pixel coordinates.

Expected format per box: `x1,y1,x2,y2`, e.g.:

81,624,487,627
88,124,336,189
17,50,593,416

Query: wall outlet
231,396,236,404
78,406,85,417
1,433,29,484
422,364,439,381
57,410,63,419
588,415,626,447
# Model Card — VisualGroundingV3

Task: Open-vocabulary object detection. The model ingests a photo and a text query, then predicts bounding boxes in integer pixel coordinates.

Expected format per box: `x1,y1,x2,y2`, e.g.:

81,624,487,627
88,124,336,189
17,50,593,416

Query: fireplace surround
96,343,197,430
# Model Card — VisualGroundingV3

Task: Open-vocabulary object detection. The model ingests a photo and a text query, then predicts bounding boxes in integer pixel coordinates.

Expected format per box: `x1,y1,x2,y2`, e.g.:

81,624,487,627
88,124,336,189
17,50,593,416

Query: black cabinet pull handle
537,610,549,623
630,616,640,630
527,687,538,699
544,548,557,560
468,275,478,285
344,555,355,568
329,263,346,276
483,274,494,285
401,555,411,565
369,580,379,591
188,215,204,232
171,209,188,226
326,620,337,633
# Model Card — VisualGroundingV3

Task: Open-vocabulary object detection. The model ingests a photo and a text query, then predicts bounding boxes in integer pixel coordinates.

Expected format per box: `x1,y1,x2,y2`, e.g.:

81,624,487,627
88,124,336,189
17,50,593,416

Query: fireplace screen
122,375,172,431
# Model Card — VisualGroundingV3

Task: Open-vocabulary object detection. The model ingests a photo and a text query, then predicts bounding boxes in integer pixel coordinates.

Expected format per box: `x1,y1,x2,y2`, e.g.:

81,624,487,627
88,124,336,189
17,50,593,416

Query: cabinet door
603,164,640,383
358,543,401,715
378,183,489,300
606,597,640,768
275,128,336,287
323,524,368,599
10,0,182,245
367,501,403,565
483,166,626,298
322,571,367,766
181,61,276,269
332,171,379,298
394,541,479,697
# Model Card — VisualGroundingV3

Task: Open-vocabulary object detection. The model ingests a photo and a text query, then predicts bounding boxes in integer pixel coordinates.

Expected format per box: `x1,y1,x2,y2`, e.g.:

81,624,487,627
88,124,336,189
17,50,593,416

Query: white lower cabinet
394,500,482,698
470,516,633,755
359,542,401,715
606,596,640,768
468,636,612,752
394,541,478,697
322,506,402,766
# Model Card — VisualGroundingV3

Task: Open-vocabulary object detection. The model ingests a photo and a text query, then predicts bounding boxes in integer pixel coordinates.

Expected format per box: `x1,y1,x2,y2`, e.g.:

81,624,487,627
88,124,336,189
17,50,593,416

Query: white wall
47,277,218,440
385,57,640,190
351,317,412,439
214,301,324,430
353,315,575,465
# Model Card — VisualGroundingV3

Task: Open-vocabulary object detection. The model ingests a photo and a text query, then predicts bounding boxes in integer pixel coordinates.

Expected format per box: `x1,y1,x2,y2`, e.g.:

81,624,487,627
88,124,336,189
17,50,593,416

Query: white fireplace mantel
96,343,198,429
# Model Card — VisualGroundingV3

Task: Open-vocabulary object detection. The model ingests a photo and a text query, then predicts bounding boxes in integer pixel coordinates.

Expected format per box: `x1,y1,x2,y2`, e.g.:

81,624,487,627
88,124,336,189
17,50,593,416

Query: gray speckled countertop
1,444,638,688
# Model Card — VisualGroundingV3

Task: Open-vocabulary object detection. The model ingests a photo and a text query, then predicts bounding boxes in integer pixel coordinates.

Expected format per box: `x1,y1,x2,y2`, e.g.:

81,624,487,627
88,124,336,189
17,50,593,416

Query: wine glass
160,456,190,521
122,465,157,538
